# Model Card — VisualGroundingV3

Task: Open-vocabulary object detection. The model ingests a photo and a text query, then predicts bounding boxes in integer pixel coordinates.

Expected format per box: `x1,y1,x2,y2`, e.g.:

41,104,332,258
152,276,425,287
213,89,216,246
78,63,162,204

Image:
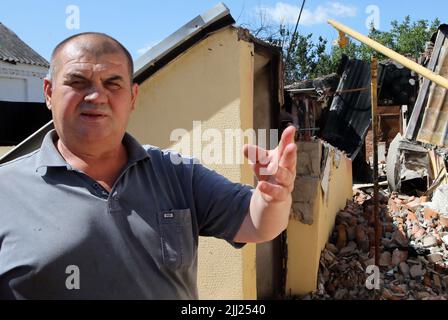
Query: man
0,33,297,299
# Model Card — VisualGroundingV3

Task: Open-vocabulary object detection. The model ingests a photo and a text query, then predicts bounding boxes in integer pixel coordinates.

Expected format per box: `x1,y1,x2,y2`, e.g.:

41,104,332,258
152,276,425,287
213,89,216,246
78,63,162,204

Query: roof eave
133,2,235,84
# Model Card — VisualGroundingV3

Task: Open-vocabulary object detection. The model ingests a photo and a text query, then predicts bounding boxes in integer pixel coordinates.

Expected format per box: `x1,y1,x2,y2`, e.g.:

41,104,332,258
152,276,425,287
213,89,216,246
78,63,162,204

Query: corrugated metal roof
133,2,234,84
321,59,385,159
285,73,340,92
0,22,49,68
415,30,448,147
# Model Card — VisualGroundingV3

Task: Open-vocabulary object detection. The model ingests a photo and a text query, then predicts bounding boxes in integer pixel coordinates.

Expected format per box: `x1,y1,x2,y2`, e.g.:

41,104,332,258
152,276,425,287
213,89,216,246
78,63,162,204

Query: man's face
44,39,138,146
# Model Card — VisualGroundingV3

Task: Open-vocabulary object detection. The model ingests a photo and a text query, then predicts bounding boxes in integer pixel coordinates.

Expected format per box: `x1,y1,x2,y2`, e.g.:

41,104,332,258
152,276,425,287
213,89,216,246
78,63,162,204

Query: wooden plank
377,105,401,115
405,30,445,140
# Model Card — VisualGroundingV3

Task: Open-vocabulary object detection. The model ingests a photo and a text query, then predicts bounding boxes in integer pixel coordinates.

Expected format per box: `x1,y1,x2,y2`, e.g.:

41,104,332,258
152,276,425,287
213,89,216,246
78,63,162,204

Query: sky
0,0,446,62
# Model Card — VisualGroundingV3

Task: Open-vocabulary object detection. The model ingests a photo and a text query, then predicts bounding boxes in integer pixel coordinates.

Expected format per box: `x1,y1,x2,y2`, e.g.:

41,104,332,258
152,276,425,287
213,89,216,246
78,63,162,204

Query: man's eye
69,80,85,86
106,82,121,89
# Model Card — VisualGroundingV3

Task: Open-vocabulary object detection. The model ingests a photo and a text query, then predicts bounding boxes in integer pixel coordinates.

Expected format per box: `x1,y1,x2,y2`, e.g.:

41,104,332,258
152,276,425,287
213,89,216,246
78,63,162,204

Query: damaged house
282,53,420,295
397,24,448,193
283,19,448,298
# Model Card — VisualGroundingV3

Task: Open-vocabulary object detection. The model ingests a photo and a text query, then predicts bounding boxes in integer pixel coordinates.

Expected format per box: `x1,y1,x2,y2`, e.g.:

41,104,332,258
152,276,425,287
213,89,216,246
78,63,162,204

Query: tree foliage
251,16,440,84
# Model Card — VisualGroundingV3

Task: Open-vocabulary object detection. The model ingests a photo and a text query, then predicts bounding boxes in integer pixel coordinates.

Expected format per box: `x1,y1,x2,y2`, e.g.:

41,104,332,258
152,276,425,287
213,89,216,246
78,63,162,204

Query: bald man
0,32,297,299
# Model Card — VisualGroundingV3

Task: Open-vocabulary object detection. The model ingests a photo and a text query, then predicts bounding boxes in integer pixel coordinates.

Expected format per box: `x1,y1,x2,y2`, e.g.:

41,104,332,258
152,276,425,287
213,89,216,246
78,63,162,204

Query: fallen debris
300,187,448,300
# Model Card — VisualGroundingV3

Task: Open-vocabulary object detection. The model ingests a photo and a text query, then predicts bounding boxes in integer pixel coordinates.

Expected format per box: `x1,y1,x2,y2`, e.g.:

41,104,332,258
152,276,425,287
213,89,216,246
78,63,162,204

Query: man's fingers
258,181,289,202
274,167,295,191
245,127,296,179
278,126,296,158
244,144,269,165
251,163,270,181
279,143,297,172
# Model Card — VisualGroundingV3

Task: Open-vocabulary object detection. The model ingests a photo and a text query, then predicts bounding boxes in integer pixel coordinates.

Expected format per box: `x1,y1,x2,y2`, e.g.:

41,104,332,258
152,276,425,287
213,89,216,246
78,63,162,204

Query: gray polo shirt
0,130,252,300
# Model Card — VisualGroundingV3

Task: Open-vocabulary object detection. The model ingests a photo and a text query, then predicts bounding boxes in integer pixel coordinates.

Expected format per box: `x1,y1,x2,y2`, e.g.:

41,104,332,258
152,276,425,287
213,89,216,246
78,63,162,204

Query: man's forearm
247,188,292,242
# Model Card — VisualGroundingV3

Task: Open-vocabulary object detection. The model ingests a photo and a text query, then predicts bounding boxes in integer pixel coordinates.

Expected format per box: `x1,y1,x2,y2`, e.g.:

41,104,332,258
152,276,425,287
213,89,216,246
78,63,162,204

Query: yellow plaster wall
317,150,353,248
128,27,256,299
0,146,13,158
286,142,352,296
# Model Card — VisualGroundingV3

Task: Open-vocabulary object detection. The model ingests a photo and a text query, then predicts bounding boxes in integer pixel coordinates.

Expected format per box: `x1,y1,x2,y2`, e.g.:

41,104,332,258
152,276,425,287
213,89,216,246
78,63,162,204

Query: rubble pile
302,188,448,300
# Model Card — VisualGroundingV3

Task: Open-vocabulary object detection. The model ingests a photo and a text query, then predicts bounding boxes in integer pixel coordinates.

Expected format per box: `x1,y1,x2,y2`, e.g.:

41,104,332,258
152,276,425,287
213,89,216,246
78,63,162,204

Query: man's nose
84,85,108,104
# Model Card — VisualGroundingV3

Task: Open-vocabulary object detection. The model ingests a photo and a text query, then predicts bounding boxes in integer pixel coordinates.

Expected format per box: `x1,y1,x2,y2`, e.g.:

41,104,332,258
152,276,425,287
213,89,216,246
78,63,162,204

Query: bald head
48,32,134,83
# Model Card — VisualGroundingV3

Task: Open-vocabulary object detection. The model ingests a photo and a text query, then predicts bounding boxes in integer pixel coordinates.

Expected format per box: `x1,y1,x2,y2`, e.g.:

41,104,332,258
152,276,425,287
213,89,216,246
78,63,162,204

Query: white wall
0,61,48,102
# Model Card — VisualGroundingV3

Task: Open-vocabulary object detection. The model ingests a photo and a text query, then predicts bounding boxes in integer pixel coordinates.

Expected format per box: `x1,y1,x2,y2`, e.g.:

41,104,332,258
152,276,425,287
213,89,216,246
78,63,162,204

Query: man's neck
56,138,128,192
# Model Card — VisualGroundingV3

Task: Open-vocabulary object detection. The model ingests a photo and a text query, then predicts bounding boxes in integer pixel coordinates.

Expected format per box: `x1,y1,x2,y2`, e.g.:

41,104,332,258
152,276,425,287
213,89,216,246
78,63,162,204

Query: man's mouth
80,112,108,120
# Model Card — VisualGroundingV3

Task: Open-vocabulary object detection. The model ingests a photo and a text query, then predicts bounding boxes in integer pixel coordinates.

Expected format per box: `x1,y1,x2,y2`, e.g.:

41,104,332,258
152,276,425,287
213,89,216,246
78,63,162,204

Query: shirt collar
35,129,150,174
122,132,151,164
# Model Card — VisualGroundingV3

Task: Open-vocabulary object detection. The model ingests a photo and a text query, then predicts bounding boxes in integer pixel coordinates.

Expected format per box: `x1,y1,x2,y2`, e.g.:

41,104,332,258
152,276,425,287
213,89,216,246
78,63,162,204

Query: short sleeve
192,163,253,247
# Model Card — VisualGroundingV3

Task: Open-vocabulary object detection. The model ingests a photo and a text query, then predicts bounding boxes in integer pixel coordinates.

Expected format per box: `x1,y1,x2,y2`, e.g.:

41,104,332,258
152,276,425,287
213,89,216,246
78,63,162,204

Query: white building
0,22,51,153
0,22,49,102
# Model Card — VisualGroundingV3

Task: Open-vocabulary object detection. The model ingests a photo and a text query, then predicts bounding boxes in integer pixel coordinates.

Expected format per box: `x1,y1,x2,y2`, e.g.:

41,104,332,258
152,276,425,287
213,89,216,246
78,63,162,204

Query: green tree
286,33,330,83
255,23,331,83
251,16,440,84
358,16,440,60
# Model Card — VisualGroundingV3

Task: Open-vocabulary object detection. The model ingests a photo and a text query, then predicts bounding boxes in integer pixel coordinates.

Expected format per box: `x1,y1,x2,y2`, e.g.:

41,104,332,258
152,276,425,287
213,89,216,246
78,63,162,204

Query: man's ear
130,83,139,111
43,78,53,110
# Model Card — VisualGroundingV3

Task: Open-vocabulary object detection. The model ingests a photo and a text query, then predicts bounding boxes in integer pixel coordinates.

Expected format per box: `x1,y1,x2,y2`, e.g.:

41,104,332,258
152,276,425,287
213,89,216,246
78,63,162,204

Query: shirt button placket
110,192,121,211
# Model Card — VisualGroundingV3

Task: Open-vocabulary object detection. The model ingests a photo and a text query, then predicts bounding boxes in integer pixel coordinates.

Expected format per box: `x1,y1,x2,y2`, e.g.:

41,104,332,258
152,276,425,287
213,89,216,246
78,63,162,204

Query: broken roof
285,73,340,93
406,25,448,148
134,2,235,84
0,22,49,68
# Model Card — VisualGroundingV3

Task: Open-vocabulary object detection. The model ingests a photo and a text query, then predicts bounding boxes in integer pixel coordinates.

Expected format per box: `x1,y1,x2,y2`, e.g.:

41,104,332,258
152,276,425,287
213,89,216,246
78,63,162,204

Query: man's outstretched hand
243,126,297,203
234,126,297,243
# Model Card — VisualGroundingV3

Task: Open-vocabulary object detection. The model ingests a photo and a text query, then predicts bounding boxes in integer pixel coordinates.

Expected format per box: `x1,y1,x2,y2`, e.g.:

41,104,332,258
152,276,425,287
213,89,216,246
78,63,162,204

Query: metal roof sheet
133,2,234,84
321,59,385,159
406,25,448,147
415,31,448,147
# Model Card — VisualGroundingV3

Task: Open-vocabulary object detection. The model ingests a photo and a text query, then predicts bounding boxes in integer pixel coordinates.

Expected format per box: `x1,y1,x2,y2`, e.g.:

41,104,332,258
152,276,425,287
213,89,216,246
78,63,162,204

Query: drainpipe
370,57,381,267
